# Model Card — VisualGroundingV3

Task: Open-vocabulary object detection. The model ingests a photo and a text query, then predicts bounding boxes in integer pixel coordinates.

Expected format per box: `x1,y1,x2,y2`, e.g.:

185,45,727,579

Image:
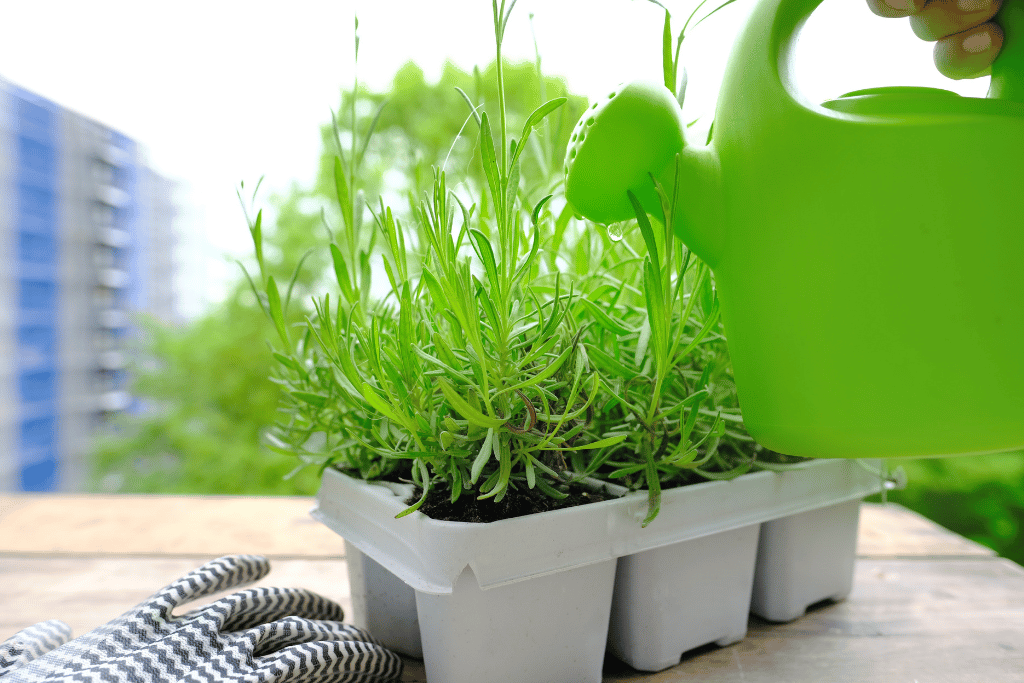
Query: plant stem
494,1,509,183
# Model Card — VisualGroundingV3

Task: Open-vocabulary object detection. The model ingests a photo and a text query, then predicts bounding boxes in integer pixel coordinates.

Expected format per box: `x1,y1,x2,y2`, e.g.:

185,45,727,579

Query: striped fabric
0,555,403,682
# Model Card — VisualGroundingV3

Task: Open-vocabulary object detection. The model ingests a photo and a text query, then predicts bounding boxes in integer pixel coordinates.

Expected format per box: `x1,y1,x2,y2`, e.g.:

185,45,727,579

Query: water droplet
607,222,625,242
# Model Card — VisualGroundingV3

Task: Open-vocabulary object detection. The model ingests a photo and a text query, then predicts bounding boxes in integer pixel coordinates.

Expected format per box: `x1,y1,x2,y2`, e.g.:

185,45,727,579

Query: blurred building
0,78,177,492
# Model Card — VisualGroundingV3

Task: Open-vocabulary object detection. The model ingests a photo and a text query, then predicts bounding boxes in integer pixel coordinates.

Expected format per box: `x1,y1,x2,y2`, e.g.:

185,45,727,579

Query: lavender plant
246,0,791,526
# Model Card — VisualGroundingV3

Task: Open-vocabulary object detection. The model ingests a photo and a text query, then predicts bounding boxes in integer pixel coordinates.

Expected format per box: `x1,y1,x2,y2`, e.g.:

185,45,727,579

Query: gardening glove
0,554,403,683
0,621,73,675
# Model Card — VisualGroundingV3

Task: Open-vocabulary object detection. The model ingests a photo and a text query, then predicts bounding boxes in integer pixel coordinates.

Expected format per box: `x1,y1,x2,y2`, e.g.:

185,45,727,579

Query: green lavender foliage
246,0,785,524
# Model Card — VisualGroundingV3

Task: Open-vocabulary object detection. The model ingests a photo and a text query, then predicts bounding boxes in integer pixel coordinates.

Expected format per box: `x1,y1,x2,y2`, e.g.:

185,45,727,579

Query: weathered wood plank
3,557,1021,682
1,496,991,560
604,558,1024,682
857,503,995,558
1,497,1016,682
0,494,346,558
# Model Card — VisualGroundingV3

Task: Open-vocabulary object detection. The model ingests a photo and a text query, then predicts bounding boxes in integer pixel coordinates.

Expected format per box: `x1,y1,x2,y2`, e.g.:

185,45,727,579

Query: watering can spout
666,145,724,268
563,81,724,267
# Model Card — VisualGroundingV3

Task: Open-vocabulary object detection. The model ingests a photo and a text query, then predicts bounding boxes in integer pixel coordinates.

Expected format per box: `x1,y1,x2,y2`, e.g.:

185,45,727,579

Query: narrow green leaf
439,379,504,428
550,434,629,452
510,97,568,171
250,210,264,275
236,261,269,319
291,391,327,408
396,460,432,518
356,99,388,168
524,96,568,134
629,191,661,281
360,382,404,424
330,243,354,302
524,452,536,488
266,276,289,347
608,463,646,478
454,86,483,127
643,259,668,366
578,298,632,336
470,427,495,484
511,224,542,288
272,352,307,378
505,156,520,225
586,344,634,378
449,462,463,501
534,476,569,499
642,448,662,527
635,316,652,367
478,435,511,501
499,343,573,396
284,249,314,313
530,194,553,228
359,251,372,308
469,229,500,287
663,10,674,92
479,113,502,217
333,156,354,231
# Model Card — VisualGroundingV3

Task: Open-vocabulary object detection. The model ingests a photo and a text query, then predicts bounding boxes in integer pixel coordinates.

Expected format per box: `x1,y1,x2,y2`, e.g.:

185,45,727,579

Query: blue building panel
18,451,57,492
17,137,56,187
16,184,56,233
18,231,56,264
18,278,57,312
17,325,55,369
13,87,60,492
12,90,57,143
19,370,56,404
20,416,56,449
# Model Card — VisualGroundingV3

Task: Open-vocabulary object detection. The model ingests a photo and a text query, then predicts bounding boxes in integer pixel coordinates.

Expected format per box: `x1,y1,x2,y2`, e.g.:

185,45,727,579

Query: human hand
866,0,1004,79
0,555,403,683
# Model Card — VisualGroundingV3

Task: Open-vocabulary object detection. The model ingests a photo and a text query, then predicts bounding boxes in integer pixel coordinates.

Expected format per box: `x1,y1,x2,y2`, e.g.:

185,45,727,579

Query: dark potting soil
406,484,613,523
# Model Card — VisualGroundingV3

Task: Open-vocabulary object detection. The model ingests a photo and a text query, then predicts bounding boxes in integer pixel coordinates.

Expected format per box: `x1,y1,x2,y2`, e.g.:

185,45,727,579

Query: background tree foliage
91,58,586,496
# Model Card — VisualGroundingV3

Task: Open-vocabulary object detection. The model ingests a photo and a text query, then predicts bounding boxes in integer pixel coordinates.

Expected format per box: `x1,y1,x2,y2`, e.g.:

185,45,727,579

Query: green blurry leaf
479,112,502,218
291,391,327,408
662,10,674,92
578,298,632,336
530,194,553,228
360,382,404,424
266,276,289,347
333,156,354,232
629,191,661,281
330,243,354,303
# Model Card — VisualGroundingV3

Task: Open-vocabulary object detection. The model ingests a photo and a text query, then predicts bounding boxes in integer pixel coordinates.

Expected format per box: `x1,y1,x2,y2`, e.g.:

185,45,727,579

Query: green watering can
565,0,1024,458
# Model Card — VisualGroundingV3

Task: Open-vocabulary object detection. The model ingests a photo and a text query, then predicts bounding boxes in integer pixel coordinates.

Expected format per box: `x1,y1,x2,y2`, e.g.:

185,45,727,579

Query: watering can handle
989,0,1024,101
753,0,1024,108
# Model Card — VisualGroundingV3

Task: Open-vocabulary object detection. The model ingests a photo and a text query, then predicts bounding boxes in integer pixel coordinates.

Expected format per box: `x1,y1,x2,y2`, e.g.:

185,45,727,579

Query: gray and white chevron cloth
0,555,403,682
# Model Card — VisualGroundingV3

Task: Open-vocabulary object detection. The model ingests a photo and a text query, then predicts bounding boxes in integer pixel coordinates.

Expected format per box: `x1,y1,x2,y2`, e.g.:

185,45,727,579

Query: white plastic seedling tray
313,459,884,680
314,459,884,594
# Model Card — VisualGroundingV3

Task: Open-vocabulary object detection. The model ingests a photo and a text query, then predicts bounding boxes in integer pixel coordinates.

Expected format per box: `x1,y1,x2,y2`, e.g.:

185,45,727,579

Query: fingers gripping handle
746,0,1024,115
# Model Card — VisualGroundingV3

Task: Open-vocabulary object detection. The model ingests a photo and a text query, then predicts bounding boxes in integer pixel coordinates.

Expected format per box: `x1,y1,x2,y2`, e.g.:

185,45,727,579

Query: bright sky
1,0,989,318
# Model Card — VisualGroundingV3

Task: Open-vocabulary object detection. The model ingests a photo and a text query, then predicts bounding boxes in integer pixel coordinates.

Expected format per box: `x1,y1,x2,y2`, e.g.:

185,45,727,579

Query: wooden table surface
1,495,1022,682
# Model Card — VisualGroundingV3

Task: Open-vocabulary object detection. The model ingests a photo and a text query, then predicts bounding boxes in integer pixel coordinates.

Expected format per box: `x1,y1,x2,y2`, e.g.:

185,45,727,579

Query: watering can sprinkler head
563,81,724,265
563,81,685,227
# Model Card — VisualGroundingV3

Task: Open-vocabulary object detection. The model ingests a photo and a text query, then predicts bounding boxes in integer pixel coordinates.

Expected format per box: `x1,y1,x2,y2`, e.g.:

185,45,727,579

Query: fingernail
962,29,992,53
958,0,989,12
886,0,913,10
